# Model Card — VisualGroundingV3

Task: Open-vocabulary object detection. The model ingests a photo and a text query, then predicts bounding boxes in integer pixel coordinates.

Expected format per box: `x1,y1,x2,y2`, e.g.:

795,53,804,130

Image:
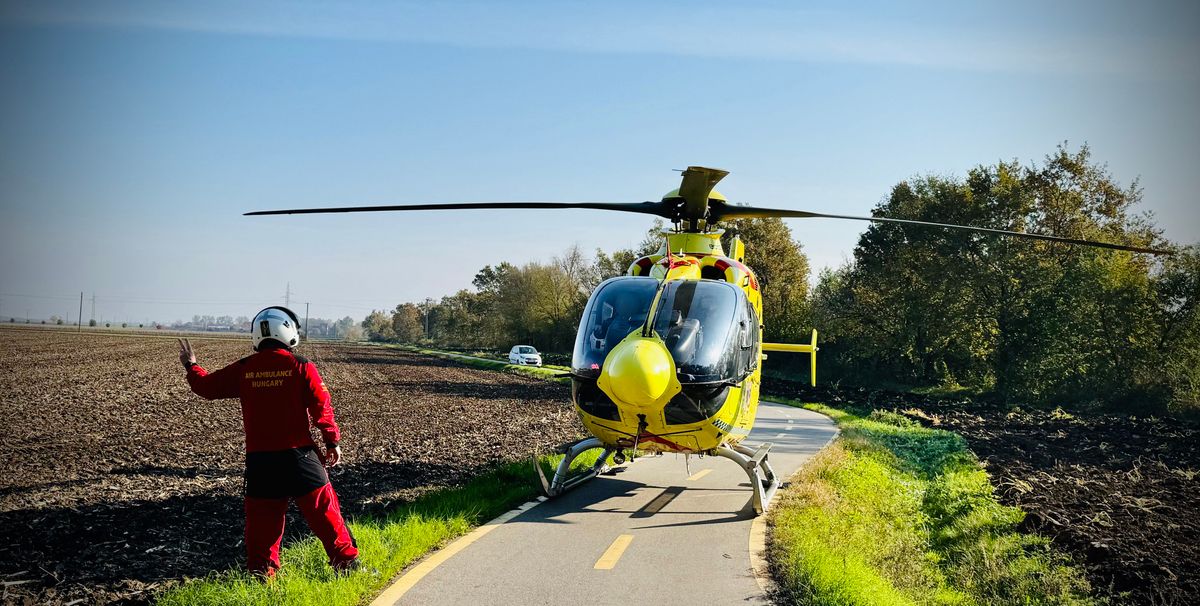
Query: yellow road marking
368,499,544,605
594,534,634,570
687,469,712,481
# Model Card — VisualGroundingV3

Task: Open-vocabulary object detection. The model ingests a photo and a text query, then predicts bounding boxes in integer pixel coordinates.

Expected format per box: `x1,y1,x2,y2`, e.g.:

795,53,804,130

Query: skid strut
715,442,779,514
536,437,615,497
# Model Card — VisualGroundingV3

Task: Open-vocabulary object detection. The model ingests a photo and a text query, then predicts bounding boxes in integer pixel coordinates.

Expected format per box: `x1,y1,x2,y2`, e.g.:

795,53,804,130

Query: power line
0,292,392,310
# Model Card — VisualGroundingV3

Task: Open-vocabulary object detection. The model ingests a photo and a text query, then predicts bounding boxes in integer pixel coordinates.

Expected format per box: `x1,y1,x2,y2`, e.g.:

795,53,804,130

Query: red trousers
244,482,359,574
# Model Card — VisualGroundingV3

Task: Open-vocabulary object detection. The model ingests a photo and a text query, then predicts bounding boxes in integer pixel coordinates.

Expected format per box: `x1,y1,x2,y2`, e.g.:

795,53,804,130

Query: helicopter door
739,295,760,374
650,280,749,384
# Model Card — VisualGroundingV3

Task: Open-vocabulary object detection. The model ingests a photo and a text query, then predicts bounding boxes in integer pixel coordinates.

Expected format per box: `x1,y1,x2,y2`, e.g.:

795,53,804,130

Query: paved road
373,402,837,606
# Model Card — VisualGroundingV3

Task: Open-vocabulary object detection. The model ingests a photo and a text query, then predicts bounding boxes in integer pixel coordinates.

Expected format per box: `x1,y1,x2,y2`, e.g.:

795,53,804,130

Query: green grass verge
768,399,1097,606
156,451,598,605
389,344,571,383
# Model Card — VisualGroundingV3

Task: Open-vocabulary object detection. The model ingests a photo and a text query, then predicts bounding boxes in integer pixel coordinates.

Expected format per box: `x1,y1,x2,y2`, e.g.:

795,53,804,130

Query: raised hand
178,338,197,368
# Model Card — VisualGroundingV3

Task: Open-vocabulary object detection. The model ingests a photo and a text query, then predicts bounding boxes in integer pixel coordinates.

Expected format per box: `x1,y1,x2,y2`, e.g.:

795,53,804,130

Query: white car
508,345,543,366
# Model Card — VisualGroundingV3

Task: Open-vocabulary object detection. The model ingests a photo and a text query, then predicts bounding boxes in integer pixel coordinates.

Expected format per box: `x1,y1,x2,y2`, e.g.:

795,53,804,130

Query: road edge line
368,496,548,606
747,402,840,598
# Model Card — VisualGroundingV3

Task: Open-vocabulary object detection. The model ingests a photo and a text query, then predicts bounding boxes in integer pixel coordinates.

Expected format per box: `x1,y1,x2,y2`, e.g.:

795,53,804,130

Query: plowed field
0,329,581,605
764,378,1200,606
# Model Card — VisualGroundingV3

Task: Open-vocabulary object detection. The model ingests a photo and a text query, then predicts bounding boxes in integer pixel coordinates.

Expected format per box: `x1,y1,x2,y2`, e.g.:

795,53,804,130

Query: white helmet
252,306,301,350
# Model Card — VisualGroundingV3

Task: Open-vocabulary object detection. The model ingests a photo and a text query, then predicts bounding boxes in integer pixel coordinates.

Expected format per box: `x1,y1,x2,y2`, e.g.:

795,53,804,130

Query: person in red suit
178,306,359,576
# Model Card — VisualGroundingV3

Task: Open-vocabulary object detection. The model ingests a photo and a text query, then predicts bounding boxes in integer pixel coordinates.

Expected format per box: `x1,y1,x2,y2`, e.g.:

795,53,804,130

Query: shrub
868,409,921,429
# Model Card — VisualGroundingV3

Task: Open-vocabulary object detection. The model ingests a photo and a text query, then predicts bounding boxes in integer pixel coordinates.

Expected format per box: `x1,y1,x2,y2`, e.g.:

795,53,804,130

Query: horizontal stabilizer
762,329,819,386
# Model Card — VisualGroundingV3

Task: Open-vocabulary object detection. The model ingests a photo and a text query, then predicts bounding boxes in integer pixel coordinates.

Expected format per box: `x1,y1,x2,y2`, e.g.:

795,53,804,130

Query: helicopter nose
600,337,678,407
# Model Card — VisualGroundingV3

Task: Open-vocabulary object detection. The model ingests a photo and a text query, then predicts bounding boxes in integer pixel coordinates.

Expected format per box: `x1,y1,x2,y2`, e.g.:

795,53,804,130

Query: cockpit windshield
572,277,659,377
573,277,757,384
651,280,743,383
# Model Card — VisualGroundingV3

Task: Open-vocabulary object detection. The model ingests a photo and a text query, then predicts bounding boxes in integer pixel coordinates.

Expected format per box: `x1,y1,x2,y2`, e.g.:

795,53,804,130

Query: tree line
362,145,1199,413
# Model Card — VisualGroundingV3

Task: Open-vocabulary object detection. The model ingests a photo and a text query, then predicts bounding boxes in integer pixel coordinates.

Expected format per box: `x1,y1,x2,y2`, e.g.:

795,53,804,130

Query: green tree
430,290,486,348
593,248,638,283
1151,247,1200,412
721,217,812,342
493,260,587,351
814,144,1184,410
391,303,424,343
361,310,395,342
332,316,352,338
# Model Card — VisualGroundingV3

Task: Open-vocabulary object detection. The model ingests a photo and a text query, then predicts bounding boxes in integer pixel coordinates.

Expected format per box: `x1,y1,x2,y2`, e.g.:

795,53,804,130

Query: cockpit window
651,280,744,383
573,277,757,385
572,277,659,377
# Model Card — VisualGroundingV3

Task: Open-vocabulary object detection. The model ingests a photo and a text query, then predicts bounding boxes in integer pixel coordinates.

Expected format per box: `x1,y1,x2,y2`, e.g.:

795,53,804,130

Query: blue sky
1,1,1197,325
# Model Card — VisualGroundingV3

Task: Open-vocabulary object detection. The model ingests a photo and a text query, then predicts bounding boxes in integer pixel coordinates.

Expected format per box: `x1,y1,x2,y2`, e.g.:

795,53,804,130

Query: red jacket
186,348,341,453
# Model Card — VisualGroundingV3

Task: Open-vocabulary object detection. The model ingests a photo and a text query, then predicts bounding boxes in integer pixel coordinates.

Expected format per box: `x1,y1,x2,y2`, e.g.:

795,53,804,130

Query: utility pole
78,292,83,331
284,282,293,309
304,302,310,338
423,297,433,339
90,293,96,325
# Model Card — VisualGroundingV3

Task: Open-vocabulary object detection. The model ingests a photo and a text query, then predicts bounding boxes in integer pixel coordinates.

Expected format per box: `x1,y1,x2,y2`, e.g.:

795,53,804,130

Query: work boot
334,558,379,576
332,557,361,574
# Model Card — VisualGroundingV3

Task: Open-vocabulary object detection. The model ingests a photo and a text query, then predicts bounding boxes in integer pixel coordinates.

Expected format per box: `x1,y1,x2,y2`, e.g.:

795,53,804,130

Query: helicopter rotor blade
675,166,729,221
709,202,1173,255
245,200,671,217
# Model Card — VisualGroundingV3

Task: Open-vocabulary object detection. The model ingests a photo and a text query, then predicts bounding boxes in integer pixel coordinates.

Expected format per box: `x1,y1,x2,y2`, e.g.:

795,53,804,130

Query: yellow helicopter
248,166,1170,514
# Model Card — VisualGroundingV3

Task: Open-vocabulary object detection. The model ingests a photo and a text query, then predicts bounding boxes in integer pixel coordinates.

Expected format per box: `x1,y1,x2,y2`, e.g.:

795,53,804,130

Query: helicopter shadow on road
505,469,757,530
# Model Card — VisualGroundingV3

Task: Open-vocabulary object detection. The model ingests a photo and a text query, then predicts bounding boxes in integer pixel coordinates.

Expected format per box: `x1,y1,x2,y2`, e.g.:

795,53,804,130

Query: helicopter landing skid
715,442,779,515
536,437,616,497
